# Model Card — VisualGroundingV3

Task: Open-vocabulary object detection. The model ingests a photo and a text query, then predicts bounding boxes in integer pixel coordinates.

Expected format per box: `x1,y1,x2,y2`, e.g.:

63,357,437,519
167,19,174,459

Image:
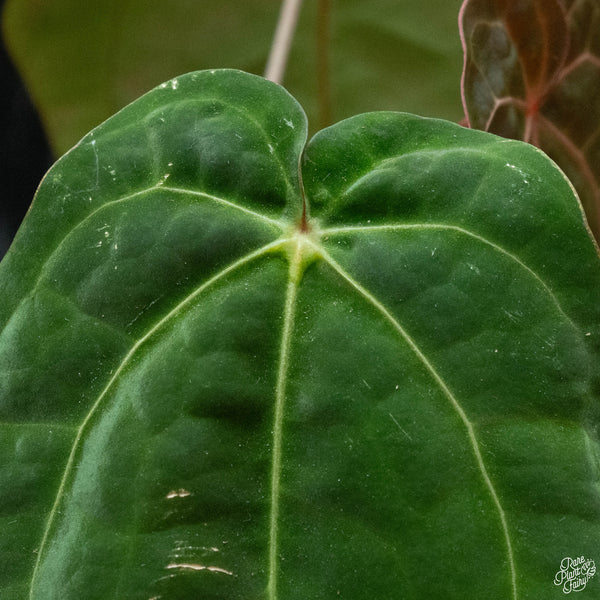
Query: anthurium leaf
1,69,600,600
459,0,600,240
1,0,464,155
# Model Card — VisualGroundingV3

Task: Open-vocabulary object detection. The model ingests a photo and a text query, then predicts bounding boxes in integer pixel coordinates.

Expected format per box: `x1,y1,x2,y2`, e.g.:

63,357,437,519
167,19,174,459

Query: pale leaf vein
321,222,575,328
28,238,288,598
267,239,302,600
310,241,518,600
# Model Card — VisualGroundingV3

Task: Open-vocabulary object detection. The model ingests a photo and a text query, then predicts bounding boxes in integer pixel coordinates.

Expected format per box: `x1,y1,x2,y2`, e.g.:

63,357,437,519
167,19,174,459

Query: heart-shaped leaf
460,0,600,240
1,69,600,599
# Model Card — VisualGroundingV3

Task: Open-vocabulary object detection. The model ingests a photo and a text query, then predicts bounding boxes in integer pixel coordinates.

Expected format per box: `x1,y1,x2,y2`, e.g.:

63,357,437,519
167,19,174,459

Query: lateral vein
312,242,518,600
321,222,574,327
3,186,283,344
28,238,288,598
160,186,284,227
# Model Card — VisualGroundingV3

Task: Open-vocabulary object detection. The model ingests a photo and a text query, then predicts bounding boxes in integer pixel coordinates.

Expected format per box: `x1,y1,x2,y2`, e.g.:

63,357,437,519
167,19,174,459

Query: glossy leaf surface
460,0,600,239
2,0,464,155
1,69,600,599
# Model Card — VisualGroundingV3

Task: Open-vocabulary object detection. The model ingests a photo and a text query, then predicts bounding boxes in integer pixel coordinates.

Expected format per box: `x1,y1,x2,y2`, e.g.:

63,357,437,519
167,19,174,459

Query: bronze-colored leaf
460,0,600,239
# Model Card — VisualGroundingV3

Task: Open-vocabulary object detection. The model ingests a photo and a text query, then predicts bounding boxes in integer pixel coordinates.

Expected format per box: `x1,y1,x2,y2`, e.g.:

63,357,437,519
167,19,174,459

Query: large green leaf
459,0,600,240
1,0,464,155
1,69,600,599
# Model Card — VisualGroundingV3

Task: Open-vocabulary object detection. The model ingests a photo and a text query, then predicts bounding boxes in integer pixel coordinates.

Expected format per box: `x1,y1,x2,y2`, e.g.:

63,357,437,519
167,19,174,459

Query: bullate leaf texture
1,69,599,599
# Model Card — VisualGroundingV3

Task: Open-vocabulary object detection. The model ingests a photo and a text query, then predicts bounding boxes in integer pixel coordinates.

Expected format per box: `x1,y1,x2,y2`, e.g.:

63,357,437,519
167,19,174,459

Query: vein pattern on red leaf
460,0,600,239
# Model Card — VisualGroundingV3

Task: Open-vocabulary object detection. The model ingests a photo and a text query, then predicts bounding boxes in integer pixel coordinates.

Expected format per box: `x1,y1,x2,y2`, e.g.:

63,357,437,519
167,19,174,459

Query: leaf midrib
267,238,303,600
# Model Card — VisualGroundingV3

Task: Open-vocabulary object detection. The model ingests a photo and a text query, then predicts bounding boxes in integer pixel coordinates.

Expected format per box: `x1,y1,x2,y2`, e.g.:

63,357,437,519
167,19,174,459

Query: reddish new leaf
460,0,600,239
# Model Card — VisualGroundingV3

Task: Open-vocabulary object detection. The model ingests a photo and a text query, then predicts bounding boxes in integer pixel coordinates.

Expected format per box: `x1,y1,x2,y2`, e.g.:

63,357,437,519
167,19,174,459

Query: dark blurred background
0,0,52,258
